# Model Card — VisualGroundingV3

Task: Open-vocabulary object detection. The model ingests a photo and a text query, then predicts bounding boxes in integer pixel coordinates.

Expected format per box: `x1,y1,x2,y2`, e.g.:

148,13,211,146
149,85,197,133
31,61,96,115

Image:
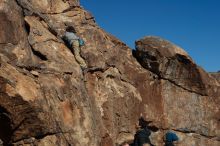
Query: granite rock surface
0,0,219,146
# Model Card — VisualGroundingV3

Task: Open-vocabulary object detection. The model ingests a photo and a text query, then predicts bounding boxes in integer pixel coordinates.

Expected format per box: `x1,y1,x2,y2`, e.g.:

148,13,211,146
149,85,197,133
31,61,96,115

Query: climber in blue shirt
62,26,87,69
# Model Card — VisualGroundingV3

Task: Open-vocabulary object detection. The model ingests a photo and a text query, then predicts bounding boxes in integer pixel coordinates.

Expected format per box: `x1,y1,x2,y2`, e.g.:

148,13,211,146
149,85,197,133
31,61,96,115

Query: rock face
134,36,219,96
134,37,220,145
210,72,220,83
0,0,219,146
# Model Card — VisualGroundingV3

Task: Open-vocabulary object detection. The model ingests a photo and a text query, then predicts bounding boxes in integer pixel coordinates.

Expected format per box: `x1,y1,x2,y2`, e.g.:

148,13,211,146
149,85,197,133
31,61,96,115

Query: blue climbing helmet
165,131,179,142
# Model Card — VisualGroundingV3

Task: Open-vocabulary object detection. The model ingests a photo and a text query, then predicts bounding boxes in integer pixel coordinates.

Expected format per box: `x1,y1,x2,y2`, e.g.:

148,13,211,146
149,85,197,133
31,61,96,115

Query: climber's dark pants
137,137,153,146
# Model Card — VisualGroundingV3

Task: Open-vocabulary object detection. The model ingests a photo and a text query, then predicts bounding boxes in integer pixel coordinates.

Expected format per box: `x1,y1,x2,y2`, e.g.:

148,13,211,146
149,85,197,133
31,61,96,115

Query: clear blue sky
81,0,220,72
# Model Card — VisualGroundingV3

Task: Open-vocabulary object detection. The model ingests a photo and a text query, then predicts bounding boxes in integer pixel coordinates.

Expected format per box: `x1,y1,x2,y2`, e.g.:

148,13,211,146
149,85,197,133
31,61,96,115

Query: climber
132,117,154,146
164,130,179,146
62,26,87,69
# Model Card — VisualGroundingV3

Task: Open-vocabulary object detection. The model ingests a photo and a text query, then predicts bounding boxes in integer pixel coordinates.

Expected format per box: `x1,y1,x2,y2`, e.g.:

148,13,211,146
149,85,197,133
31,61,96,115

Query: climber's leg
72,40,87,68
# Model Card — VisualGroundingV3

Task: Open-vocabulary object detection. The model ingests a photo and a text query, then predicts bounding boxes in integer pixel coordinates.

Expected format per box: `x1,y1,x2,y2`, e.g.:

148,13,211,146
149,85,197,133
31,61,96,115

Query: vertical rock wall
0,0,219,146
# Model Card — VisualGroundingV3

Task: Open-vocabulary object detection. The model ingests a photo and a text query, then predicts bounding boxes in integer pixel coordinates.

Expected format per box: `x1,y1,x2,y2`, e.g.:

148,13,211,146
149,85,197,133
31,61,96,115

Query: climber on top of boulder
62,26,87,69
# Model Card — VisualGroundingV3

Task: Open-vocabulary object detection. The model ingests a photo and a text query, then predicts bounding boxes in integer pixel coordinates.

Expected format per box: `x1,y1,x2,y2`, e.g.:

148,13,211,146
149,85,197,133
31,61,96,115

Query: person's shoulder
137,128,147,135
65,31,74,36
135,129,143,136
137,128,145,132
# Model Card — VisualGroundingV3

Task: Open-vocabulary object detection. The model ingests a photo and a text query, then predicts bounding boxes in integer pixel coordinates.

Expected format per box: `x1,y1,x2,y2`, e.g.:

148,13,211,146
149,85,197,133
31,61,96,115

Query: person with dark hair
65,26,76,33
62,26,87,69
132,117,154,146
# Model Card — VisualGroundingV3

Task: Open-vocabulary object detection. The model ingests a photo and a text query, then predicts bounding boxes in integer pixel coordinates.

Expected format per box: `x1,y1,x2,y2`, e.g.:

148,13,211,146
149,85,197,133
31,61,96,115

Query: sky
80,0,220,72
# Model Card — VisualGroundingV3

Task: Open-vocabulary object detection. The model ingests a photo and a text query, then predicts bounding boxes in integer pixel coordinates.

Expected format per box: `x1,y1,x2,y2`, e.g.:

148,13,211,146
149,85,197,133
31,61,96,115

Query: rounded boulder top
135,36,190,60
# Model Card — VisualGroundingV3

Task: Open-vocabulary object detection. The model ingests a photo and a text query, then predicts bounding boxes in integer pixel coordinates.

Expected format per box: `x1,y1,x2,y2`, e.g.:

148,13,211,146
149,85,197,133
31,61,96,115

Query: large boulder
134,36,220,97
133,36,220,145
